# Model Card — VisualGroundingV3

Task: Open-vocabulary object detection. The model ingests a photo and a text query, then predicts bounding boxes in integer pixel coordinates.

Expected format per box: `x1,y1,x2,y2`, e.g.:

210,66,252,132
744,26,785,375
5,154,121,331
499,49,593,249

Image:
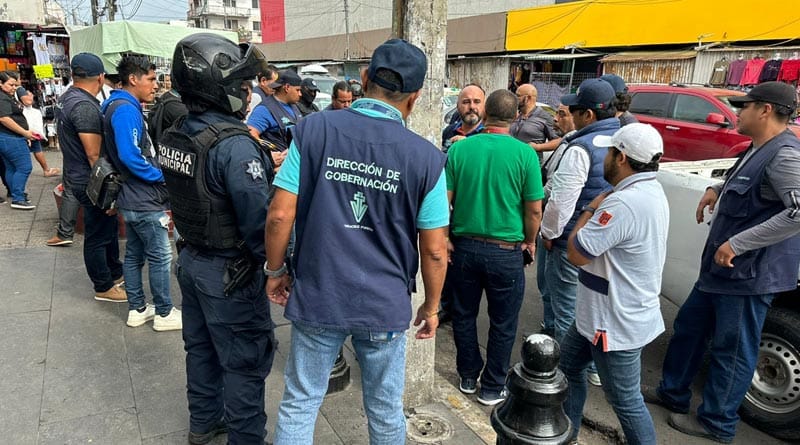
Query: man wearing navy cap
247,69,302,167
538,78,620,386
599,74,638,126
296,77,320,116
266,38,448,444
53,53,127,301
645,81,800,443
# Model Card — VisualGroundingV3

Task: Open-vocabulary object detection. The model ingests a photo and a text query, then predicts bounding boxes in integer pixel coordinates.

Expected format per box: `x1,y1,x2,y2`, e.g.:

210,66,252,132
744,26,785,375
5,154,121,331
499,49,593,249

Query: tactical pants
178,246,276,444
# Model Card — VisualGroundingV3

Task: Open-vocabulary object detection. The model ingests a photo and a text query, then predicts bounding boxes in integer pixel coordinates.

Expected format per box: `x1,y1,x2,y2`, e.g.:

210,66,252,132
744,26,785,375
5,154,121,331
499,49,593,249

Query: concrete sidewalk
0,150,784,444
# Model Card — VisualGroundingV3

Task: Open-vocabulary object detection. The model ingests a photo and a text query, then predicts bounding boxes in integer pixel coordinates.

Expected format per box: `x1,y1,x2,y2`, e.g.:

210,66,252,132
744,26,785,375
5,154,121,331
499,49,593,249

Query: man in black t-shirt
52,53,126,302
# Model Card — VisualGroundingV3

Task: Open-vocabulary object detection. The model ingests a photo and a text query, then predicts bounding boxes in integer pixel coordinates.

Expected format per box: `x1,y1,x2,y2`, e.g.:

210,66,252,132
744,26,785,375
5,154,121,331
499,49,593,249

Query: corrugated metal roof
601,51,697,62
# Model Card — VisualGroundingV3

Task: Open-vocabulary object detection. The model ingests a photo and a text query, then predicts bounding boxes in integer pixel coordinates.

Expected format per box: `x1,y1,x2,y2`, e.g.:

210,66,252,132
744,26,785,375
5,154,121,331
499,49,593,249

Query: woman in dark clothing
0,70,35,209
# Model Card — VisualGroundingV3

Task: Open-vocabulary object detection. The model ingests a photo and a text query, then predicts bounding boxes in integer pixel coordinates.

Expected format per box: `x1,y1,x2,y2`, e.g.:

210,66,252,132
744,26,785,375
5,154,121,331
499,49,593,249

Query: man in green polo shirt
446,88,544,405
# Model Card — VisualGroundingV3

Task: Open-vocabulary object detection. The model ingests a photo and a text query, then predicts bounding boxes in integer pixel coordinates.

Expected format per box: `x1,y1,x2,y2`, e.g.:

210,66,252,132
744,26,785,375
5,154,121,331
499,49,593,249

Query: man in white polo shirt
560,123,669,445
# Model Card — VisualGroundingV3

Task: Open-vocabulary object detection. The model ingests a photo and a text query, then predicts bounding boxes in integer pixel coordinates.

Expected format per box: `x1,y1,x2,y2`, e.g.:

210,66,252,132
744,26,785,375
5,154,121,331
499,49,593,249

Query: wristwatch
580,205,597,214
263,261,288,278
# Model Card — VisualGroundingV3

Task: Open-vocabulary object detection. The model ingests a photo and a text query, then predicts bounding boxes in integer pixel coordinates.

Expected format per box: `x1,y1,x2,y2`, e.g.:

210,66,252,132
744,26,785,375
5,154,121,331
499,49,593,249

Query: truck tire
740,307,800,440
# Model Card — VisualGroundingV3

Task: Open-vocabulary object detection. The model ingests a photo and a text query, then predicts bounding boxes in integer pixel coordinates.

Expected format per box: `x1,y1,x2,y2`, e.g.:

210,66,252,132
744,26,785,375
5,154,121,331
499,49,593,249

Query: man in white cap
560,123,669,445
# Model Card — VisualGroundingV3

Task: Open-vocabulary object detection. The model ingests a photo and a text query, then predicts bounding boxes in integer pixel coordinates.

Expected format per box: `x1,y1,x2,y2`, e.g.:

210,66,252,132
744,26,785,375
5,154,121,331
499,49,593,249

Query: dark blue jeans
560,324,656,445
72,182,122,292
658,286,773,441
178,246,275,444
451,237,525,394
0,133,32,202
56,181,79,240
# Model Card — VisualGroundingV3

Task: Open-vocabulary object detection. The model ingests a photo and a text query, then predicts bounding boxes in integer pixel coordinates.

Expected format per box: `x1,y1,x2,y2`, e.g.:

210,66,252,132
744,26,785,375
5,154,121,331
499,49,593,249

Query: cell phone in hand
523,249,534,266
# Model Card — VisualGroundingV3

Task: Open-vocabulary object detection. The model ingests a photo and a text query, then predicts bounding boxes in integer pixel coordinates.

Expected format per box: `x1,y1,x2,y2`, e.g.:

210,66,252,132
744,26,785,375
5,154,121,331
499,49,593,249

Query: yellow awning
507,0,800,51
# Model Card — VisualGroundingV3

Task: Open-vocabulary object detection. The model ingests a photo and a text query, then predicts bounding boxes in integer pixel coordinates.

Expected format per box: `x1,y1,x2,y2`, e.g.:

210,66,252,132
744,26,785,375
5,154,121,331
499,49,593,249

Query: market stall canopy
67,21,238,73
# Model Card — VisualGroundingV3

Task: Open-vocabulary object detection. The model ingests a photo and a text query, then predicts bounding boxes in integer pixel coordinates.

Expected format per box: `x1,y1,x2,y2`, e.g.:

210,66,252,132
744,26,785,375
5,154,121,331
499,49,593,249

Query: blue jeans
658,286,773,441
536,237,553,332
274,321,407,445
178,246,275,444
73,183,122,292
120,209,173,315
0,132,32,202
57,180,80,240
544,243,579,344
560,323,656,445
450,237,525,394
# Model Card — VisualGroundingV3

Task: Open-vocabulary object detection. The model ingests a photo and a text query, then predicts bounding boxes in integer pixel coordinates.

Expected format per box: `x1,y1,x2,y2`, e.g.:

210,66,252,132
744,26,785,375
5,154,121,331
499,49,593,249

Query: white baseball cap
593,123,663,164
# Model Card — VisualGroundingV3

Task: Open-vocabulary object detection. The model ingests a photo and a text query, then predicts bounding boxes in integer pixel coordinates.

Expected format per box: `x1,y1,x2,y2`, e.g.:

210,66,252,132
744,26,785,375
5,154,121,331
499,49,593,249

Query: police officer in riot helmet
160,32,276,444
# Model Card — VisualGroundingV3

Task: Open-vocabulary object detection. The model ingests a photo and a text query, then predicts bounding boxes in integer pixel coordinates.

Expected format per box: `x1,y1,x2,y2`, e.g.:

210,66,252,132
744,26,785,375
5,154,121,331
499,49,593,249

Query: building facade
188,0,264,43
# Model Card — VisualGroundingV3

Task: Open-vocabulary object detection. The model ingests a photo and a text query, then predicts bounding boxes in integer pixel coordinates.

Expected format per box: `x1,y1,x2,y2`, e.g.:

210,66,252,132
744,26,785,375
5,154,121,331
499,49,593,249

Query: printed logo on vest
350,191,368,223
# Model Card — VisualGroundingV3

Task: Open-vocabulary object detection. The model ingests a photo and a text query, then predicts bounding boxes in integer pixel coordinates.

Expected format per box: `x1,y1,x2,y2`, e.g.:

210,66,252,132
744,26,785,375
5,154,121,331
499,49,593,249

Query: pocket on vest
718,181,752,218
709,248,758,280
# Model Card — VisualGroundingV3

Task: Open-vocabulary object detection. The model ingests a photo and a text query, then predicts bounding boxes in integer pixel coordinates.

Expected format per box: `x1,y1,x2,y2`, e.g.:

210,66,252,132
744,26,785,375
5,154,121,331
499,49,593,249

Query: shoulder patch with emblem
244,159,265,182
598,211,613,226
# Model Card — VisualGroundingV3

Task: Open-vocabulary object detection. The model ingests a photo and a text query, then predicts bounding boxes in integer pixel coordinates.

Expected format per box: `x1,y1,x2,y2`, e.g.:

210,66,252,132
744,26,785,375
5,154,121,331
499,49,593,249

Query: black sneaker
477,388,508,406
10,200,35,210
188,419,228,445
459,377,477,394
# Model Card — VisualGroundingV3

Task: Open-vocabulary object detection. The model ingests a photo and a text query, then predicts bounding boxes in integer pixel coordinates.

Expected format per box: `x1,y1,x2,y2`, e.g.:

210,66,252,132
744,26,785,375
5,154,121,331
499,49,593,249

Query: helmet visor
222,43,269,82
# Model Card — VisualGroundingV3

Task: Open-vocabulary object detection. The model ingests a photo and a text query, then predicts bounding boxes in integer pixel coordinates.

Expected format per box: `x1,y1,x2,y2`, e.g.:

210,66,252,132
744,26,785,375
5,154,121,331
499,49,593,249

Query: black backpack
147,91,184,145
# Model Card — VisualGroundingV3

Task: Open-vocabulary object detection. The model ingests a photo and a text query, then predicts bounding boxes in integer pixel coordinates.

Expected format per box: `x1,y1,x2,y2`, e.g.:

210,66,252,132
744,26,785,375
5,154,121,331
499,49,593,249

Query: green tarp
67,21,238,74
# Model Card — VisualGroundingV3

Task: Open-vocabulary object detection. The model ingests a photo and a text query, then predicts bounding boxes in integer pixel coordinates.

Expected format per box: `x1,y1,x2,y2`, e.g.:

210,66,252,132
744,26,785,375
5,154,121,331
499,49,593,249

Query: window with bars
252,21,261,31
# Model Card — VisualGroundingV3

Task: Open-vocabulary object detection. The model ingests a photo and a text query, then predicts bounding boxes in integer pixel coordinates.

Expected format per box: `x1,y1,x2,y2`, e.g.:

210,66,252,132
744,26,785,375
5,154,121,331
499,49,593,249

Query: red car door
665,92,738,161
628,91,671,152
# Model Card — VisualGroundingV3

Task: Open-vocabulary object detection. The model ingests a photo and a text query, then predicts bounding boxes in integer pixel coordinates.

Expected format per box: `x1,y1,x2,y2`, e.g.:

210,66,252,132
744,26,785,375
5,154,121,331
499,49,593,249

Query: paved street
0,150,785,444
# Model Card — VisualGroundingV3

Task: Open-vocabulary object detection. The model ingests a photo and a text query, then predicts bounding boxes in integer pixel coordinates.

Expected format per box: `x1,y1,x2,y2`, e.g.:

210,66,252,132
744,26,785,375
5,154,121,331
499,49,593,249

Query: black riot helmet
171,33,268,117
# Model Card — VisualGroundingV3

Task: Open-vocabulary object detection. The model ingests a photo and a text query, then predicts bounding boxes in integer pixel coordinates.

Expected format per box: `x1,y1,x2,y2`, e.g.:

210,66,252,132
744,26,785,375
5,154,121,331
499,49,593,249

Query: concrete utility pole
106,0,116,21
90,0,99,24
343,0,351,60
393,0,447,408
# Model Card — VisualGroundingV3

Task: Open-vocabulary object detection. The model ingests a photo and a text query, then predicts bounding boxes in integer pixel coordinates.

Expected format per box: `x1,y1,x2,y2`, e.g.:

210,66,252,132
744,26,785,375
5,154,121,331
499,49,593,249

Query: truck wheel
740,307,800,440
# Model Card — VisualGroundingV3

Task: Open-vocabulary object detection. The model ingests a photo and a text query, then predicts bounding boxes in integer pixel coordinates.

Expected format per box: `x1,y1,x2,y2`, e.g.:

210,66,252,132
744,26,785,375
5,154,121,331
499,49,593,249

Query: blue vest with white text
556,117,619,246
287,107,446,331
697,129,800,295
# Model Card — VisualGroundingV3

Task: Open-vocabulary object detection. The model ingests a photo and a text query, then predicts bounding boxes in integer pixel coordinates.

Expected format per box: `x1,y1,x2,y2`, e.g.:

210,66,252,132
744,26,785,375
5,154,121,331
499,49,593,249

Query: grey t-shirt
510,106,556,146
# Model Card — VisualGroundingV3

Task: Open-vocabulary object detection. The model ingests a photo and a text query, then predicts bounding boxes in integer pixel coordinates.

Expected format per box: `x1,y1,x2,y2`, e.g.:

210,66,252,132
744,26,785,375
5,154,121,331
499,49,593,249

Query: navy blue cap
71,53,106,78
599,74,628,94
269,70,302,88
367,39,427,93
301,77,319,91
561,78,616,110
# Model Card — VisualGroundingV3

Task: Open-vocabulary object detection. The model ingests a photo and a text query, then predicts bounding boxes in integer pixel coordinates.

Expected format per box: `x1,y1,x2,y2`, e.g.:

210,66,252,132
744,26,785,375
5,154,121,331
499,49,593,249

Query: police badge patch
244,159,264,182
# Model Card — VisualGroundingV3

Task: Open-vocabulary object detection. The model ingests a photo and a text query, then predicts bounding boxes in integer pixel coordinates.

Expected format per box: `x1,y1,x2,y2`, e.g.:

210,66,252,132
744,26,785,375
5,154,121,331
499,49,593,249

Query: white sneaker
587,371,602,387
126,304,155,327
153,307,182,332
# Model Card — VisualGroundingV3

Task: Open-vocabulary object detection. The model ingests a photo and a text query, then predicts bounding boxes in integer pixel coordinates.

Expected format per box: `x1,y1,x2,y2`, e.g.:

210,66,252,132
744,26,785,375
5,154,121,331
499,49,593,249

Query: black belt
463,236,521,250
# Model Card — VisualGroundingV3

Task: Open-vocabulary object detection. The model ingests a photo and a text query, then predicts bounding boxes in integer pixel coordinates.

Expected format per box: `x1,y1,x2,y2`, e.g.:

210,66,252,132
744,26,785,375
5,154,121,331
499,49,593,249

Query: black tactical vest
159,119,250,249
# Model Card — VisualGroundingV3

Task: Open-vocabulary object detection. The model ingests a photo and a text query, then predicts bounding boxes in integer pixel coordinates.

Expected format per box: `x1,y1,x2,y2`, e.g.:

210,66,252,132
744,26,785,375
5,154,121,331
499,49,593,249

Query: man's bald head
456,84,486,127
516,83,538,114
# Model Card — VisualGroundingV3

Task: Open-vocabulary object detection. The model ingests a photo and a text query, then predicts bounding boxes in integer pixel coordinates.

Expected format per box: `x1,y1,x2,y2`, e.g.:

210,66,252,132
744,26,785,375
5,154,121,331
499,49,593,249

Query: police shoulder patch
244,159,265,182
598,211,613,226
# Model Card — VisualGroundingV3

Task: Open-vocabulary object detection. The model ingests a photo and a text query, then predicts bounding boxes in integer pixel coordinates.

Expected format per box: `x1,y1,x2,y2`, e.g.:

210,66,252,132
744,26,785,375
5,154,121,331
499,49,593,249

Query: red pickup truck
628,84,800,161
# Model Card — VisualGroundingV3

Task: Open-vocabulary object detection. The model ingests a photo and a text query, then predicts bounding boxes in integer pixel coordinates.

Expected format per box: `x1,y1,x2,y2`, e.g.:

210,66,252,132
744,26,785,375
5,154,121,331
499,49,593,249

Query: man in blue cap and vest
644,81,800,443
265,38,449,444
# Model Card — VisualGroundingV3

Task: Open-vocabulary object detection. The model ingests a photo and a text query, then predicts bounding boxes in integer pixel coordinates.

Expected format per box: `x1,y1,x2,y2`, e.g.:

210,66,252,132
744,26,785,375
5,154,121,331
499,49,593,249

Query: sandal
44,168,60,177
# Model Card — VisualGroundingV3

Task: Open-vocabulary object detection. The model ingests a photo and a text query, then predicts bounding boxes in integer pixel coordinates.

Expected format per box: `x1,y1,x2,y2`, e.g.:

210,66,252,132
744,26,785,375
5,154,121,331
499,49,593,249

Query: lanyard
351,99,404,124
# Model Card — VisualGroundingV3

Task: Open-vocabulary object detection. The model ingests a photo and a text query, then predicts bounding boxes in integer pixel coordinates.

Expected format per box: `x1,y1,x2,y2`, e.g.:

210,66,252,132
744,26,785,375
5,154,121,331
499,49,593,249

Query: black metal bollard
491,334,572,444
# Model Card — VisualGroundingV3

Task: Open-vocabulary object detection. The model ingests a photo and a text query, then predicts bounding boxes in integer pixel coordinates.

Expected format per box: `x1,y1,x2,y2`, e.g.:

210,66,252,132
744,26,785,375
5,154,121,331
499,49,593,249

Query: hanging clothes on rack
726,58,747,86
709,58,730,86
778,59,800,83
759,57,783,82
740,57,766,86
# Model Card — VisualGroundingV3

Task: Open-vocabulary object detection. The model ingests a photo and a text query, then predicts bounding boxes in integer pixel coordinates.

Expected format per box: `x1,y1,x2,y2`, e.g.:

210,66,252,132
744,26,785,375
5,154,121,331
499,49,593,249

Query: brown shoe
46,235,73,247
95,285,127,303
113,276,125,287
